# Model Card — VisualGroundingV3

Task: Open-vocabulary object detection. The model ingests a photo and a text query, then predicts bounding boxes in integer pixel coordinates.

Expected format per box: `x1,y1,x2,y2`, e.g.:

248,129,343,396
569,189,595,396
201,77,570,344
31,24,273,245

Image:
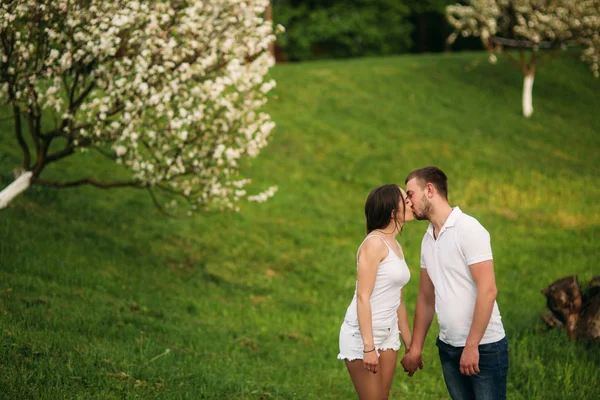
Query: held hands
459,345,480,376
400,350,424,377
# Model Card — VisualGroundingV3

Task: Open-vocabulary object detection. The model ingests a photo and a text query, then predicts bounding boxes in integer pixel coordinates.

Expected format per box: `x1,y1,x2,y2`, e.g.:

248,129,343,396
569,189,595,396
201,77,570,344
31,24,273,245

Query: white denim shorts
337,321,401,361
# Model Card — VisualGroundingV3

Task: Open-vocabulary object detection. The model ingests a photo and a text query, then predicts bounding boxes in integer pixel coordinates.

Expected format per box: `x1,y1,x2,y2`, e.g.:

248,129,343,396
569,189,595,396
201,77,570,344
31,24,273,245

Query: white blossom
1,0,280,213
447,0,600,75
446,1,599,117
115,145,128,157
248,186,278,203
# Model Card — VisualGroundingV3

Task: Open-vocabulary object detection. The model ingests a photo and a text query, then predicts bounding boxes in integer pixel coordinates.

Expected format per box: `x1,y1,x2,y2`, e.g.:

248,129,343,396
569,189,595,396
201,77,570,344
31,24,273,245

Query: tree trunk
417,14,428,53
265,1,275,59
522,71,535,117
0,171,33,210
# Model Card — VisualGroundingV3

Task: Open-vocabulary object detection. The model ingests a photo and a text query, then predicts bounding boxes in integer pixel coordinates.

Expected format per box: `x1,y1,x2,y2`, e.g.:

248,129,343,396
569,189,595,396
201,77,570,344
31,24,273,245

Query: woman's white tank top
343,235,411,329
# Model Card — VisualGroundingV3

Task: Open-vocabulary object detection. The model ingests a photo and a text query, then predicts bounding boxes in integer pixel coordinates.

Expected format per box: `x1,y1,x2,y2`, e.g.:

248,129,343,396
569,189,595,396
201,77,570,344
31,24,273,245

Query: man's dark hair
365,184,405,234
405,166,448,200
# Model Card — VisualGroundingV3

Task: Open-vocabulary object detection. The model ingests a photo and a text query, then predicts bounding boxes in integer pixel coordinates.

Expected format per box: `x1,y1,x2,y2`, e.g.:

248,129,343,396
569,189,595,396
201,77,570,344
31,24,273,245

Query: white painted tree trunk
0,171,33,210
522,72,535,118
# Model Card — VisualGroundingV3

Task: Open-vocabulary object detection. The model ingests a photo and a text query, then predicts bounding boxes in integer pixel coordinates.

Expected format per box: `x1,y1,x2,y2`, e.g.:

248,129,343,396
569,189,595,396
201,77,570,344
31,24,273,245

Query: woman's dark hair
365,184,405,234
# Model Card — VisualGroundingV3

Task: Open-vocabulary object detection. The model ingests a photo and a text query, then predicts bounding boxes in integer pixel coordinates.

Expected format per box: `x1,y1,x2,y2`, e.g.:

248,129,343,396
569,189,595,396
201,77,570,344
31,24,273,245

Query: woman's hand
363,349,379,373
403,335,412,355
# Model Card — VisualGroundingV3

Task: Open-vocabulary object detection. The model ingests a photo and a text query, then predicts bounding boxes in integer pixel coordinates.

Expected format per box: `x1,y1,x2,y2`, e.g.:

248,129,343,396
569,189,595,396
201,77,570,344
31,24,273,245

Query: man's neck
430,203,454,238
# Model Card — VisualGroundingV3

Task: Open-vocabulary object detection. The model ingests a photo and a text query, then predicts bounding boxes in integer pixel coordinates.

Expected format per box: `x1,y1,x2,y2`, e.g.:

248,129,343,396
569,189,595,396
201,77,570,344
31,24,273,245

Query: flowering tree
0,0,281,213
446,0,600,117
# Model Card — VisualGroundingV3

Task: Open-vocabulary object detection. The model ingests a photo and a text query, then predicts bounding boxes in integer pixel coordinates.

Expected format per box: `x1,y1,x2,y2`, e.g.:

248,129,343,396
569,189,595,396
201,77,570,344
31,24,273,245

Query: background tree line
272,0,482,61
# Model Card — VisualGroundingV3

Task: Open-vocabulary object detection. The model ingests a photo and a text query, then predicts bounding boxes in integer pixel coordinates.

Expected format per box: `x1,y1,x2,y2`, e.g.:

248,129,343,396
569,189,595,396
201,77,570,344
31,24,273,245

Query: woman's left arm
397,288,412,354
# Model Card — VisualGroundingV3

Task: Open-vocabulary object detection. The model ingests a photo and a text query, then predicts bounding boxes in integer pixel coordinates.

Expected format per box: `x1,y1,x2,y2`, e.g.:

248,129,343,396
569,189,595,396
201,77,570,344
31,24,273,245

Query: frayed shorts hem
337,344,401,361
337,322,401,361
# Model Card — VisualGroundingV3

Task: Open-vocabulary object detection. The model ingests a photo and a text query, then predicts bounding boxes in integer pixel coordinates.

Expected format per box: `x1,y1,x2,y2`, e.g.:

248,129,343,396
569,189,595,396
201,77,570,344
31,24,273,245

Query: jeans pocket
479,339,509,373
478,341,500,356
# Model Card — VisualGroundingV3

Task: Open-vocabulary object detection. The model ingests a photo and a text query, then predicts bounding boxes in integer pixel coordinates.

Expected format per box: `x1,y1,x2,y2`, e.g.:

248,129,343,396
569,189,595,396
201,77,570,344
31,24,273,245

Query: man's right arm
411,268,436,354
401,268,435,376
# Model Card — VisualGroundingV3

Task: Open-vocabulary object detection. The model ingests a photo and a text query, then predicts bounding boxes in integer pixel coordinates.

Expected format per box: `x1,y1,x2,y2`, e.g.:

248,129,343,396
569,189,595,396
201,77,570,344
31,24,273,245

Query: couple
337,166,508,400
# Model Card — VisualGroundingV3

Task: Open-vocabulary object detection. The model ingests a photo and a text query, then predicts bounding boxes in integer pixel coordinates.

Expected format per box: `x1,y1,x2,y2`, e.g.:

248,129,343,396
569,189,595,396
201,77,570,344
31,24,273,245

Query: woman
338,184,414,400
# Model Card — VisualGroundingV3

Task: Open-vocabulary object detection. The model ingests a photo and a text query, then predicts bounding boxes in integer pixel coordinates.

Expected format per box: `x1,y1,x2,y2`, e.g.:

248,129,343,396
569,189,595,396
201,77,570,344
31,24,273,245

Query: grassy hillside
1,51,599,399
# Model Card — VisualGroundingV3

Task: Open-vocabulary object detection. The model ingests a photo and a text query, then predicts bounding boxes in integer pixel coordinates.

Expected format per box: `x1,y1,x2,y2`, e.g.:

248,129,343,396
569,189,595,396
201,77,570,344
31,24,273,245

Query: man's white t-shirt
421,207,505,347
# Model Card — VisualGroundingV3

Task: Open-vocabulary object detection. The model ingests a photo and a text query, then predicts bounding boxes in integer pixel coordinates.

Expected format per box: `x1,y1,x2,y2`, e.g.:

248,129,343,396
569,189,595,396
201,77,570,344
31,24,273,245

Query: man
401,166,508,400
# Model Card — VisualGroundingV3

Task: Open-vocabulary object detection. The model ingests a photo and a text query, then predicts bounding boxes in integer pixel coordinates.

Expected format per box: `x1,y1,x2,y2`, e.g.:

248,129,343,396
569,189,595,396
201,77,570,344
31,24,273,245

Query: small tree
446,0,600,117
0,0,280,213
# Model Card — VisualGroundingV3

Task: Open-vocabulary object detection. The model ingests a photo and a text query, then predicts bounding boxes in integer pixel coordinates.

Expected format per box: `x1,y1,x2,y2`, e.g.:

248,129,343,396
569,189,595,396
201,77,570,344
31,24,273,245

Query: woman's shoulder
358,235,389,260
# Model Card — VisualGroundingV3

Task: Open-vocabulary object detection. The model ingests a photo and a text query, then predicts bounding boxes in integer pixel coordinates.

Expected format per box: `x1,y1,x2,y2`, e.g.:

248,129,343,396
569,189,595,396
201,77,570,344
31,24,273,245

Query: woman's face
399,188,414,223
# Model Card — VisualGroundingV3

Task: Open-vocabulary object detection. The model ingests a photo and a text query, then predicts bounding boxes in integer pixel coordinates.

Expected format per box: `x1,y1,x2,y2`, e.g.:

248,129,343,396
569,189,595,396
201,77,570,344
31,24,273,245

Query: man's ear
426,182,435,198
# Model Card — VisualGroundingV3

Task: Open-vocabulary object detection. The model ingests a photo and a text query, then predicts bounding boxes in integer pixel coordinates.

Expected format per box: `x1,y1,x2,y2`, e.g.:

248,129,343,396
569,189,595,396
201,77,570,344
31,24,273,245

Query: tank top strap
356,234,390,263
395,239,405,260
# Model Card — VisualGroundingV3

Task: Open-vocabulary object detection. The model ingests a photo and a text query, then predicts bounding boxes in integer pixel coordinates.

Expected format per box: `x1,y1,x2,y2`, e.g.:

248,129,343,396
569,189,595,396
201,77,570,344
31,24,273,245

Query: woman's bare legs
345,350,398,400
346,359,382,400
378,350,399,399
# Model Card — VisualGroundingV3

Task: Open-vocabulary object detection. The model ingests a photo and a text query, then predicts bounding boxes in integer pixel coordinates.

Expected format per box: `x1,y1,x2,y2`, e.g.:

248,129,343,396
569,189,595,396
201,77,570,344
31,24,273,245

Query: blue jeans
437,337,509,400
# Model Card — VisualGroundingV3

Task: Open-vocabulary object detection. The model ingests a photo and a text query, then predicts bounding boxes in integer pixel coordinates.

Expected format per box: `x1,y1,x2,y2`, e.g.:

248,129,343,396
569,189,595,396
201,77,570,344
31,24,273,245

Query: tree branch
12,104,31,170
44,146,75,164
519,49,529,74
33,177,146,189
492,36,551,49
156,183,193,201
41,95,124,141
492,36,579,50
68,70,81,107
147,187,176,217
90,146,117,161
25,107,41,151
72,81,95,110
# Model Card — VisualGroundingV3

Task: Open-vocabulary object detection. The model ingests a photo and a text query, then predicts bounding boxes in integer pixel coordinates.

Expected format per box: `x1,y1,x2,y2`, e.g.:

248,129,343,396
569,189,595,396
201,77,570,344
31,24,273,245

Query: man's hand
400,350,424,377
459,345,480,376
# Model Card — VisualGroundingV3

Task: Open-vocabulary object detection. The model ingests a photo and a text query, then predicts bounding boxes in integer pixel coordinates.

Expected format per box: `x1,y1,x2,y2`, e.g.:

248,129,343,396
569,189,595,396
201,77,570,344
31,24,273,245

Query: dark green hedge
273,0,413,61
272,0,482,61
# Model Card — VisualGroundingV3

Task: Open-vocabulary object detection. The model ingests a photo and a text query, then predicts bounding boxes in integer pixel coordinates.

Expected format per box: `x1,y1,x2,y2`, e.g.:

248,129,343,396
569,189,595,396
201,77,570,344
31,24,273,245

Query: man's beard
413,195,432,221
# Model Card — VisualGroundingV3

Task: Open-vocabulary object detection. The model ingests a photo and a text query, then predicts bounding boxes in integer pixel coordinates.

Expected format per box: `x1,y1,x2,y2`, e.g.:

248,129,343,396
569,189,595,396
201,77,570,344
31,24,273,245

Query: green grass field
1,51,599,399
